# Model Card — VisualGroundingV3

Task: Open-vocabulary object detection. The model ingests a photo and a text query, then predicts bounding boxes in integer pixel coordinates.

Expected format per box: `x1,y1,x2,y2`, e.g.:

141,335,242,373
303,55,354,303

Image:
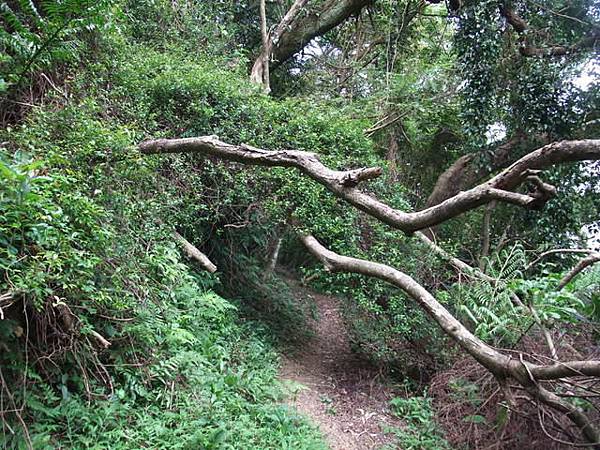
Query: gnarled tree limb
425,133,531,208
250,0,374,84
173,231,217,273
301,234,513,372
500,4,600,58
301,234,600,444
141,134,600,444
558,252,600,290
141,136,600,234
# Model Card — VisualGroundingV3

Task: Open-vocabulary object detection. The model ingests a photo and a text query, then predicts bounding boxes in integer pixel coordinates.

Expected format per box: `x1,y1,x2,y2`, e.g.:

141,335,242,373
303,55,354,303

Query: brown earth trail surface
280,285,404,450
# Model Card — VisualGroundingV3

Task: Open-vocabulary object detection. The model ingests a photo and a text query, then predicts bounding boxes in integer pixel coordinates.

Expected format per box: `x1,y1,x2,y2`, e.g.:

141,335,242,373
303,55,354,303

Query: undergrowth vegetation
385,394,450,450
0,7,338,447
1,1,435,444
0,105,328,448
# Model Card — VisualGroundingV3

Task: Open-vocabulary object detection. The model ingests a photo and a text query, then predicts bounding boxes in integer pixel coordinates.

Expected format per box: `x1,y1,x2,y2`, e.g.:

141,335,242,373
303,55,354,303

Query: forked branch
250,0,373,86
301,234,600,444
140,137,600,233
500,4,600,58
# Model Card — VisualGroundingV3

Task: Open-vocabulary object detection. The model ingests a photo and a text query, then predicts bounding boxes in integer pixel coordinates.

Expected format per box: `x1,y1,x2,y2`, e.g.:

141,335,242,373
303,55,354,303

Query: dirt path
280,286,403,450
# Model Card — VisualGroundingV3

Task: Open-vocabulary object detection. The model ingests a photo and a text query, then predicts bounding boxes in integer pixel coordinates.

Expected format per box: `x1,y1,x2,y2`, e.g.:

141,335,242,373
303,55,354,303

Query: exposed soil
279,283,404,450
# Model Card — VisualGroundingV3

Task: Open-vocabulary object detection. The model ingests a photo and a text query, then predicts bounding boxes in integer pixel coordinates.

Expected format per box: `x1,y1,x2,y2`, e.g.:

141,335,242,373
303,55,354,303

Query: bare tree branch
140,134,600,444
89,330,111,349
528,303,558,360
301,234,512,372
173,231,217,273
300,233,600,443
557,253,600,290
531,360,600,380
0,291,14,320
479,200,495,270
416,231,495,281
140,136,600,233
499,4,600,58
250,0,271,92
250,0,374,84
425,133,531,208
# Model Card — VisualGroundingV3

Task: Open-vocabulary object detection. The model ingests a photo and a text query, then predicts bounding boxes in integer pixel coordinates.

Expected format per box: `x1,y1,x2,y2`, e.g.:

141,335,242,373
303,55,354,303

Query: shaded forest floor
279,281,404,449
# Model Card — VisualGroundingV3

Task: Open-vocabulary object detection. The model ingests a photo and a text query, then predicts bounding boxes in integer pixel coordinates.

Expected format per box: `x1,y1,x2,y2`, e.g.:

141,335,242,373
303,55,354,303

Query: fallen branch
173,231,217,273
140,134,600,444
0,291,14,320
140,137,600,234
530,360,600,380
419,231,559,359
558,252,600,290
300,233,600,444
89,330,111,349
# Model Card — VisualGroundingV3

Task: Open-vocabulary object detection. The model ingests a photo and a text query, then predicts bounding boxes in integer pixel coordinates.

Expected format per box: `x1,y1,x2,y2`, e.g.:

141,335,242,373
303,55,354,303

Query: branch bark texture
250,0,374,84
173,231,217,273
141,136,600,234
499,4,600,58
301,234,600,444
425,133,531,207
558,252,600,290
251,0,271,92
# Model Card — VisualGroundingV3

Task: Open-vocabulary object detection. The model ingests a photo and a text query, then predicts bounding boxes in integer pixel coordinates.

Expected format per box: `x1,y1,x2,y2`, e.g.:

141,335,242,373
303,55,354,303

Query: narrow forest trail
279,283,404,450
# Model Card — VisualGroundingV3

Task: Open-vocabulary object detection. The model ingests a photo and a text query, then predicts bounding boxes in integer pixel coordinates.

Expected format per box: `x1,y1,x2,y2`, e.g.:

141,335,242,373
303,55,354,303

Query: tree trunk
251,0,374,86
425,133,532,208
251,0,271,92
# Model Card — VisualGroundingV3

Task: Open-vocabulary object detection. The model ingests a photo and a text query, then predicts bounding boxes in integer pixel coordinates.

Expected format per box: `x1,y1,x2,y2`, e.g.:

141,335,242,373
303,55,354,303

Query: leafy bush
2,0,598,448
21,277,326,449
0,0,113,92
0,94,328,448
573,266,600,323
450,243,594,346
452,244,530,344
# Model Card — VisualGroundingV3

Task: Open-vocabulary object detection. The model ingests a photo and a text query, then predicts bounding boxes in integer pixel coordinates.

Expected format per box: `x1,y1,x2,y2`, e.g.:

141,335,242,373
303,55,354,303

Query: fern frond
0,3,31,35
17,0,44,27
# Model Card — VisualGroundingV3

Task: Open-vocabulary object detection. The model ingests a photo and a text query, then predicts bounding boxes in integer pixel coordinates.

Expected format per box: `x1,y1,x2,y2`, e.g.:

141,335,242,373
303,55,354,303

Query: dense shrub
0,97,330,447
